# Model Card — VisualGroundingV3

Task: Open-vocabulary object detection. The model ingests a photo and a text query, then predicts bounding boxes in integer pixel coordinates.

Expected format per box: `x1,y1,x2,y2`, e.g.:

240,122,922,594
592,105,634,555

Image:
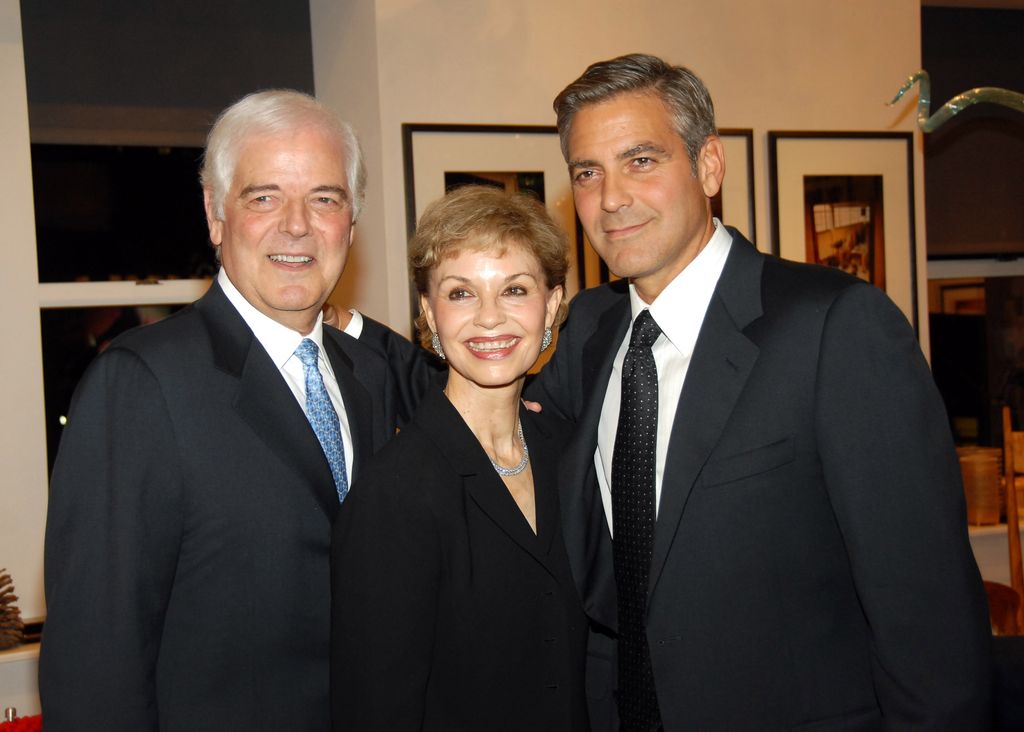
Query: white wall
0,0,47,622
312,0,927,345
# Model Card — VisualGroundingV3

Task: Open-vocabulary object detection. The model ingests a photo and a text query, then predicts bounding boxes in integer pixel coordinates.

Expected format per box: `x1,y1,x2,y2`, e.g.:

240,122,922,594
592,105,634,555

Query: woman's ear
545,285,564,329
420,293,437,334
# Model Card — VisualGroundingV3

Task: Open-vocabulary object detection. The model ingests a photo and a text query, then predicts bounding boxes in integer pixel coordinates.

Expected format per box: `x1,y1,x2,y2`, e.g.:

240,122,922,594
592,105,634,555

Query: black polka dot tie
611,309,663,731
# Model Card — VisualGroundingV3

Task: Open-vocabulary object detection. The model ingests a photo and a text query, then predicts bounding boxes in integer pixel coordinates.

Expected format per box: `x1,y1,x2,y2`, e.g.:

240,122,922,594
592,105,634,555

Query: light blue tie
294,339,349,502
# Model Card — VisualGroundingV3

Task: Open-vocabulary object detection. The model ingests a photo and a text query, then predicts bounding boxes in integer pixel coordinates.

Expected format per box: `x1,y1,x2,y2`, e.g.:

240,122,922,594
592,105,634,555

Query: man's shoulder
324,322,388,367
566,279,629,320
102,303,207,362
351,314,428,361
759,253,868,309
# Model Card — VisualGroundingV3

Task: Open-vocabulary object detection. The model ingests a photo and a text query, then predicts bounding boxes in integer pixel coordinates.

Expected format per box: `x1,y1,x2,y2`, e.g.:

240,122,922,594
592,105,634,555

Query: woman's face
421,242,563,393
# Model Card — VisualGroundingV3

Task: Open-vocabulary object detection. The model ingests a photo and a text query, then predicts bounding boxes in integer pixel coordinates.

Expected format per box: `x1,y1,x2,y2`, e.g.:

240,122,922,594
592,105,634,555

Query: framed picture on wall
767,131,917,331
402,123,599,299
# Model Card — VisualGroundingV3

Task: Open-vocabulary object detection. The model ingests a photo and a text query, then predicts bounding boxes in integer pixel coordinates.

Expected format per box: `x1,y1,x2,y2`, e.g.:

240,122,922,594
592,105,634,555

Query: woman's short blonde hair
409,185,570,348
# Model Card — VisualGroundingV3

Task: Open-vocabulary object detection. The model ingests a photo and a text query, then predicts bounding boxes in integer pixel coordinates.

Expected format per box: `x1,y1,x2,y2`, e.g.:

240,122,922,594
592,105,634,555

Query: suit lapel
322,332,374,483
648,233,764,597
560,297,631,631
196,283,341,522
420,389,557,571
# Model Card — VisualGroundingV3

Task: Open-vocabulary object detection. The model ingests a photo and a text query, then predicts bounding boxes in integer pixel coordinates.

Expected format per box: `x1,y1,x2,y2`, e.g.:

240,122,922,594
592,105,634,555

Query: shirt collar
217,268,325,369
628,219,733,350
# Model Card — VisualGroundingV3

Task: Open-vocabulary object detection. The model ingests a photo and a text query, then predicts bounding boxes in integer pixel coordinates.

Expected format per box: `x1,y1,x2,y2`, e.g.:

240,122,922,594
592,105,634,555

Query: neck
633,213,716,304
443,372,524,450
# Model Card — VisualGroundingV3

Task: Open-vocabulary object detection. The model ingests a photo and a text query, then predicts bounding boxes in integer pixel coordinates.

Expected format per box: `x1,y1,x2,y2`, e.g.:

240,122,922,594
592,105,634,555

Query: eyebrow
567,141,672,171
311,185,349,200
619,142,670,160
438,272,538,284
237,184,349,200
238,184,280,198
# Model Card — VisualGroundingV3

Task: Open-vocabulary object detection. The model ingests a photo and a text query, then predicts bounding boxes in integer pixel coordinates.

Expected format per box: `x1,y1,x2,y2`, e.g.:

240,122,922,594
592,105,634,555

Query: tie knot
295,338,320,368
629,310,662,351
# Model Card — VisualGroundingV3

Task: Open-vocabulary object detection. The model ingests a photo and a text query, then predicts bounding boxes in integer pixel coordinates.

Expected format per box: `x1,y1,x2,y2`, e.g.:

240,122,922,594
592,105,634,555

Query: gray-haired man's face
205,126,355,334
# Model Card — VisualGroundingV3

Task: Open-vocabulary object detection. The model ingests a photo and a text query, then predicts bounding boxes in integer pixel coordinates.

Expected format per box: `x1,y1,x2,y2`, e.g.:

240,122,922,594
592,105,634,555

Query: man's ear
203,188,223,246
697,136,726,199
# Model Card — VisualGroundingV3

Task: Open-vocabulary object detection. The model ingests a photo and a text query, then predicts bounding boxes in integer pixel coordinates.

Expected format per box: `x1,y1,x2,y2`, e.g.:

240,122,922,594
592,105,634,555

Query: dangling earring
540,327,553,352
431,331,446,360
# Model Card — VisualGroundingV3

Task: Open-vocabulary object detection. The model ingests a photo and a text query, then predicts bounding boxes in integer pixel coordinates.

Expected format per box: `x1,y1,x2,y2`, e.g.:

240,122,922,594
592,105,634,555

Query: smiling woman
330,185,589,731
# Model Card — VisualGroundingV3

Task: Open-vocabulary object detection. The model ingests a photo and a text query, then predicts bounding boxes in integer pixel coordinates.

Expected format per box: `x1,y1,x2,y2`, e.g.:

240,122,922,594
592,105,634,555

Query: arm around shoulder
356,315,445,426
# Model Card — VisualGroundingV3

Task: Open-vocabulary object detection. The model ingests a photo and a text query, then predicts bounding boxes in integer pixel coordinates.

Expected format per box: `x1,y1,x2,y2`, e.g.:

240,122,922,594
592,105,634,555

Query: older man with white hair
40,89,422,731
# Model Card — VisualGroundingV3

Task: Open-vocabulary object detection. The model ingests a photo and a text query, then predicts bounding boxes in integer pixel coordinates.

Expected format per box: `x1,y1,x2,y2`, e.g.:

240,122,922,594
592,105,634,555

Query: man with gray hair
528,54,991,730
40,89,418,730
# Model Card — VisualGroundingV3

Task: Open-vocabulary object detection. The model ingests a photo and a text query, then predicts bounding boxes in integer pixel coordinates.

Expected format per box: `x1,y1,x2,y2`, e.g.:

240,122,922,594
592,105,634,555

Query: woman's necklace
490,420,529,477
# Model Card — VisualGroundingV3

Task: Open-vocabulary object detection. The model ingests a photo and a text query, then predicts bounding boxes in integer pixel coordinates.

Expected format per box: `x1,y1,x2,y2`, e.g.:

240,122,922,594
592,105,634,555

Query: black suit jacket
527,230,992,730
40,281,408,731
331,387,589,731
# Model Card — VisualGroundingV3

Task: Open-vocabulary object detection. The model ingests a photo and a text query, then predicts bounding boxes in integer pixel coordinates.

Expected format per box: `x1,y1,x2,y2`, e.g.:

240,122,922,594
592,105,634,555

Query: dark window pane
32,144,216,282
929,275,1024,447
41,305,183,473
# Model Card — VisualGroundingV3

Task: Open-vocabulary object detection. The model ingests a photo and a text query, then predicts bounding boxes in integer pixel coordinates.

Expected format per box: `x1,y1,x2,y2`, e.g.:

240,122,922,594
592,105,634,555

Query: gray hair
200,89,366,222
553,53,717,174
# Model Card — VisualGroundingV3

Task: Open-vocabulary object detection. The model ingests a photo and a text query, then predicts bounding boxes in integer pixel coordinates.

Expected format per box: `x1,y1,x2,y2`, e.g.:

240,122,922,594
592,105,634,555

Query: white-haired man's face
205,126,354,334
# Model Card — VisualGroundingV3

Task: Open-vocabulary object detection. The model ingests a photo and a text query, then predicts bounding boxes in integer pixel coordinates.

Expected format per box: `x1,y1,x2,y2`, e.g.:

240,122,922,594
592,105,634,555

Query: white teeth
269,254,312,263
467,338,518,352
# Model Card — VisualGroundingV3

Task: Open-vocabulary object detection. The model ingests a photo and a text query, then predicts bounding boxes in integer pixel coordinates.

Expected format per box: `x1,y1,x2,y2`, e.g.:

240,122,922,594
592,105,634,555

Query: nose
474,296,507,330
600,170,632,213
280,199,311,237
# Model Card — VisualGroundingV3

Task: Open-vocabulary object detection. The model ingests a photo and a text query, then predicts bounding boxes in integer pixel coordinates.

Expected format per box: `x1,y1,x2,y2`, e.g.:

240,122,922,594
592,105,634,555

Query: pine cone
0,570,24,651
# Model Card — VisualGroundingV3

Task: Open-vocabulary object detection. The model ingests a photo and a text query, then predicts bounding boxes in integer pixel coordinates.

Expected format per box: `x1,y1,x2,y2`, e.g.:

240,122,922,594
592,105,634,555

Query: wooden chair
986,580,1022,636
989,405,1024,634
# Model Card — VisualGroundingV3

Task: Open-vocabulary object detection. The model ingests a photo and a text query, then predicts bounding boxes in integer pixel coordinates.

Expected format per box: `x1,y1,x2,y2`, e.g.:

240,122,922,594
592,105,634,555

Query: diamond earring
431,331,446,360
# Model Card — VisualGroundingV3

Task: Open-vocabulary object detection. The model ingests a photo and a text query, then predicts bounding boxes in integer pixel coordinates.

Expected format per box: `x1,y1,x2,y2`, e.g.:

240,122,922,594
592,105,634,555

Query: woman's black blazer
331,386,589,731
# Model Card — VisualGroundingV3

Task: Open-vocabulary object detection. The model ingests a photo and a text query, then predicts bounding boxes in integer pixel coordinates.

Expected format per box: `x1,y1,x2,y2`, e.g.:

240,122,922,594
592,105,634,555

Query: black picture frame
768,131,918,331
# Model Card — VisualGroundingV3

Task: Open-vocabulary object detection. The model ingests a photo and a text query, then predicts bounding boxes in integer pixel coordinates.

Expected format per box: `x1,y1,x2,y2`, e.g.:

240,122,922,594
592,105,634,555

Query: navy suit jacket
40,281,413,731
527,230,992,730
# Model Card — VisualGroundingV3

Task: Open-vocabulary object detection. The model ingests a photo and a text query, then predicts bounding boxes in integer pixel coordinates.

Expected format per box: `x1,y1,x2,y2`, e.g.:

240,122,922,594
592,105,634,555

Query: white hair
200,89,366,222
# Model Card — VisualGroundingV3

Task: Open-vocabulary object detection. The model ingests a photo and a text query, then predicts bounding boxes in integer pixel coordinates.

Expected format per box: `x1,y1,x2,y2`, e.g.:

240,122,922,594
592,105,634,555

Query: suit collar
562,234,766,621
648,230,763,596
321,328,373,483
195,282,342,522
561,291,631,632
714,228,765,331
415,388,561,569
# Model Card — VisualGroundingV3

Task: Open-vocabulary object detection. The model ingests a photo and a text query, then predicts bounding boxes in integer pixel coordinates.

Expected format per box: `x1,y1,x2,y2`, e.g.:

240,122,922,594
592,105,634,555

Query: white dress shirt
218,269,354,486
341,309,364,338
595,220,733,533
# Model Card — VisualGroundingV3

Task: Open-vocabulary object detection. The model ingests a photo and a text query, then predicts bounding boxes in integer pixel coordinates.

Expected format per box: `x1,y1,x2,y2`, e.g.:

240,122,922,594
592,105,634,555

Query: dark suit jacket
527,230,992,731
40,281,410,731
331,387,589,731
